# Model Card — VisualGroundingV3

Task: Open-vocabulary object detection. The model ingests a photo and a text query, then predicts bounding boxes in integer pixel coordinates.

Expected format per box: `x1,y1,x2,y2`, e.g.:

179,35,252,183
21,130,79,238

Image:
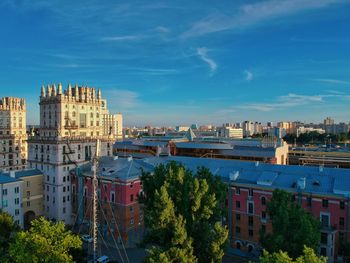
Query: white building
0,97,27,171
217,127,243,139
296,127,325,137
27,84,122,223
0,172,22,226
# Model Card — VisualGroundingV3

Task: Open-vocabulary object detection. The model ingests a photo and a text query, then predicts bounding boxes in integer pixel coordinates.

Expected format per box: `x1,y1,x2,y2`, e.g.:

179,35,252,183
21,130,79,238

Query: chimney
9,171,16,178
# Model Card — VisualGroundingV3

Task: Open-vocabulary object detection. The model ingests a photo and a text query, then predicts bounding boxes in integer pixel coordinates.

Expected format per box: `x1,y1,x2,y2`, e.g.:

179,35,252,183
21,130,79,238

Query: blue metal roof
174,142,233,150
143,156,350,197
0,174,20,184
14,169,42,178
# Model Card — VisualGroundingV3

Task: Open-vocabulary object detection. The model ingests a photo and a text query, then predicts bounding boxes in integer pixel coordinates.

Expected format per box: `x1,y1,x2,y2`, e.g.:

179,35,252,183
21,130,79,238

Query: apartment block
0,97,27,171
27,84,122,223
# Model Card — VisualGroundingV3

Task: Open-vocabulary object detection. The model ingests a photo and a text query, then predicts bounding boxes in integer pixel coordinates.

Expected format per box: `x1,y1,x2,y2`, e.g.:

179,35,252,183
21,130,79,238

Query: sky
0,0,350,126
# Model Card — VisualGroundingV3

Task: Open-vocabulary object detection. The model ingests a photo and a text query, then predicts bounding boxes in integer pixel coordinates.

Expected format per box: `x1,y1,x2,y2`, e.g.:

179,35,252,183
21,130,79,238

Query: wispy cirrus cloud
244,70,253,81
238,93,326,112
101,35,144,42
313,78,350,85
182,0,345,38
104,89,141,110
197,47,217,74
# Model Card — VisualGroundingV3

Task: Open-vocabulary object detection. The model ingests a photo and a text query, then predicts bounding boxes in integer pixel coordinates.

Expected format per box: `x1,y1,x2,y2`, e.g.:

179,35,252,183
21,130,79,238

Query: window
63,176,66,182
15,209,19,215
248,229,253,237
130,218,134,225
2,189,7,195
63,207,66,214
321,214,330,227
322,199,328,208
130,194,134,202
248,202,254,214
248,189,253,197
14,187,19,194
307,196,312,207
321,233,328,245
130,205,134,212
340,201,345,210
130,183,133,188
248,216,253,226
111,192,115,203
63,196,66,203
3,200,8,207
261,196,266,205
340,217,345,226
235,214,241,221
235,226,241,234
236,201,240,208
26,191,30,197
236,187,240,195
46,195,49,201
27,201,30,207
63,186,66,192
320,247,327,257
15,198,19,205
262,211,266,219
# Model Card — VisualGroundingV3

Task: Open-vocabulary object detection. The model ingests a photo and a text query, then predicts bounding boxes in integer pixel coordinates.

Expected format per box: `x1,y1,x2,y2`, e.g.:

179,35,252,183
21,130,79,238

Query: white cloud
313,78,350,85
197,47,217,74
101,35,144,41
155,26,170,33
182,0,345,38
104,89,140,109
244,70,253,81
238,93,325,112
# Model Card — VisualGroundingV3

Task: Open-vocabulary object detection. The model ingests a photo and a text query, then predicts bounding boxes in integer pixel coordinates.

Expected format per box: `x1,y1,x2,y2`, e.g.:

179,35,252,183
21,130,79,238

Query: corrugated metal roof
144,156,350,197
174,142,233,150
0,174,20,184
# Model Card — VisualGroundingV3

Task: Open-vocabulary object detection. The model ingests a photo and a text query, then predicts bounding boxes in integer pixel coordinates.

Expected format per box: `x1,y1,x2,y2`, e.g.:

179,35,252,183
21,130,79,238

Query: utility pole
92,139,100,262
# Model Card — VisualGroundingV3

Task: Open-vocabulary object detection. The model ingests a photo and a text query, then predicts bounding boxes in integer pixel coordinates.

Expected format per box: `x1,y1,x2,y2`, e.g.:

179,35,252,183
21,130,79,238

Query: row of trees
283,131,349,145
139,162,328,262
0,211,82,263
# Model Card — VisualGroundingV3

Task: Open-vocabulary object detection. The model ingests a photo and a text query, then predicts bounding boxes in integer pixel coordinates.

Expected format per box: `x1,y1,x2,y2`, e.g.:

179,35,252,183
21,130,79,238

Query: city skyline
1,0,350,126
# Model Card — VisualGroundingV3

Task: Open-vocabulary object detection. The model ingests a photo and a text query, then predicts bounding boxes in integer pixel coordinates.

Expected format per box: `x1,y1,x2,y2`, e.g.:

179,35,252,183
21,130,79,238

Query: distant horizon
1,1,350,126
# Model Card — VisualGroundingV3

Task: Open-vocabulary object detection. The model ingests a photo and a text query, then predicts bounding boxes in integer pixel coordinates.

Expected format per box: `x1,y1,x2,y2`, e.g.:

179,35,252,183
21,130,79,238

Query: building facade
0,97,27,171
27,84,122,223
71,157,147,245
0,173,23,226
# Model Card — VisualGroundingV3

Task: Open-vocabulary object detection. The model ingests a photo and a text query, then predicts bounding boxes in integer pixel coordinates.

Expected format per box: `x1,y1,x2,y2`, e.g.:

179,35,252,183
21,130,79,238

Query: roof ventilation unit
297,177,306,190
229,171,239,181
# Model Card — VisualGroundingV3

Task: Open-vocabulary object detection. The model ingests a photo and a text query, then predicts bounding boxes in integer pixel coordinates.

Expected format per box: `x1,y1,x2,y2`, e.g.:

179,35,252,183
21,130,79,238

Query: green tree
260,190,321,259
139,162,228,263
8,217,82,263
260,246,327,263
0,209,20,261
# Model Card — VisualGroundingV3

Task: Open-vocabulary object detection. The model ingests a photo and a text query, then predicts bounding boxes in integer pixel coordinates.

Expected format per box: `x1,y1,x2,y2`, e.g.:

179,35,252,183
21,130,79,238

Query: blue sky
0,0,350,126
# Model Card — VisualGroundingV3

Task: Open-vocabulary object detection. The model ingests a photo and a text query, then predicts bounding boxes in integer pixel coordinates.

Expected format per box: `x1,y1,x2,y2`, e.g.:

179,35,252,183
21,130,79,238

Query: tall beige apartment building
0,97,27,171
27,84,122,223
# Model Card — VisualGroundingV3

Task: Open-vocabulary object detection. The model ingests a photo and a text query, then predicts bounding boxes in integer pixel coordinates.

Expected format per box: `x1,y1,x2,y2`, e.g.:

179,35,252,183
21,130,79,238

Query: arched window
261,196,266,205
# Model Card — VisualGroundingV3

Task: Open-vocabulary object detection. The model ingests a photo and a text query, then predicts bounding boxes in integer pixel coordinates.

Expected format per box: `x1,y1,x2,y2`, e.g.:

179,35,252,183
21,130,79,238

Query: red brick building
71,156,152,245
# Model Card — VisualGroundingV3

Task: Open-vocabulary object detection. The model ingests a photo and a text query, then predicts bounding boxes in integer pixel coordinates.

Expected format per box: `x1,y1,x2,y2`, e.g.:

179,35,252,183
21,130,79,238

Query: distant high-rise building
324,117,335,126
27,84,122,223
0,97,27,171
